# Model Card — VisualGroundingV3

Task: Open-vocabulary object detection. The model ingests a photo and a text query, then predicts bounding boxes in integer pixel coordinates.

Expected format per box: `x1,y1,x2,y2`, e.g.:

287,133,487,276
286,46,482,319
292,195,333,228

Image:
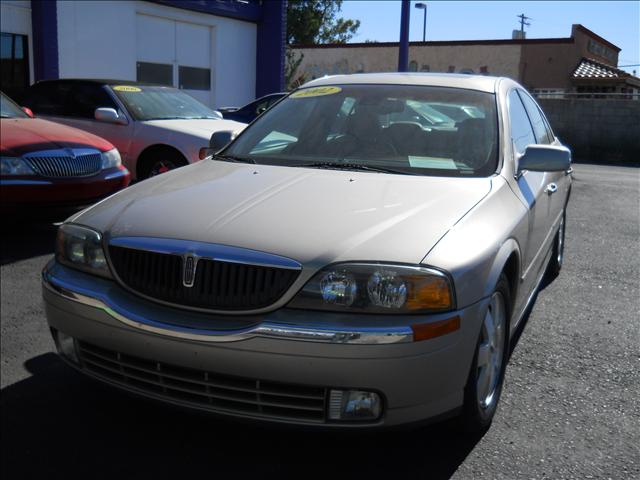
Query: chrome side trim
42,269,412,345
108,236,303,271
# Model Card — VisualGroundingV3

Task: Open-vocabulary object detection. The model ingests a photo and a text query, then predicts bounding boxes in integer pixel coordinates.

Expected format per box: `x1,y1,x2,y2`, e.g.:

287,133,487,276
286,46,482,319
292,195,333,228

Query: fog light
55,331,79,363
328,389,382,421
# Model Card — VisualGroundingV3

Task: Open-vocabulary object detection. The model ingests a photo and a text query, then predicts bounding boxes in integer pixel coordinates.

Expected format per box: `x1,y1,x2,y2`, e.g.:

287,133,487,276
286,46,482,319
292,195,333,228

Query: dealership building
0,0,286,108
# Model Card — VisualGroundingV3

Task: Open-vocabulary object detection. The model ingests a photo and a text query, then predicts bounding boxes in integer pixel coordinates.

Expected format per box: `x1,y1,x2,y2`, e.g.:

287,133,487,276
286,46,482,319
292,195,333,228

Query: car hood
0,118,114,156
141,118,246,139
73,161,492,266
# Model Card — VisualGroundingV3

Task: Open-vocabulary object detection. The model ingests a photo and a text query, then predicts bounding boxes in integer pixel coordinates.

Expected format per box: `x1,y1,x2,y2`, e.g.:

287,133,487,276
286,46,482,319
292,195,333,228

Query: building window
178,66,211,91
136,62,173,86
420,64,430,72
0,32,30,100
409,61,418,72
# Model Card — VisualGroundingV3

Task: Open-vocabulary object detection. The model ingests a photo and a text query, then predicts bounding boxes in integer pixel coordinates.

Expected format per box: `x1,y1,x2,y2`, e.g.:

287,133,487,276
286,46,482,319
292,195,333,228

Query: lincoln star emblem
182,255,198,287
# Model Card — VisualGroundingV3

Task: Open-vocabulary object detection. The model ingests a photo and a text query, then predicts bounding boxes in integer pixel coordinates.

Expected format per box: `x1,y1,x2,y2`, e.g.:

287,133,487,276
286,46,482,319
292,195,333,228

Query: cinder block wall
538,99,640,164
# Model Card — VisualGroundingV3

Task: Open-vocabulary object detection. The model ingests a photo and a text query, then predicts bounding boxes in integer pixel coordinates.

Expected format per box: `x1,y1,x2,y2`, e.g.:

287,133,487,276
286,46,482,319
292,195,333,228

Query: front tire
460,273,511,432
548,210,566,277
138,149,188,180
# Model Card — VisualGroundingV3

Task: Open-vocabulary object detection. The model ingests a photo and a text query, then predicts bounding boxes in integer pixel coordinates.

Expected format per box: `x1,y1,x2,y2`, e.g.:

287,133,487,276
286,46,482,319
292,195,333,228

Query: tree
287,0,360,45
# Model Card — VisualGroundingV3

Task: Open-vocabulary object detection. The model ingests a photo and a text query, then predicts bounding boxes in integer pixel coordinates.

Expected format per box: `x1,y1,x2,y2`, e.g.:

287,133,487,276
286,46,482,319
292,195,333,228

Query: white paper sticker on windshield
290,86,342,98
113,85,141,92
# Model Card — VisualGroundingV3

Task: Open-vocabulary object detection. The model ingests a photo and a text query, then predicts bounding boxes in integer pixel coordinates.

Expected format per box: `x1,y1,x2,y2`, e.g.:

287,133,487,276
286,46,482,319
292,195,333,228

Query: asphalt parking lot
1,163,638,479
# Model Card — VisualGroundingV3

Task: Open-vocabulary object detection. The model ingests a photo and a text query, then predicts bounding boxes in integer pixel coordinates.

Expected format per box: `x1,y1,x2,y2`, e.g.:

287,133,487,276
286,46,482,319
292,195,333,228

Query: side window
508,90,536,156
518,90,551,144
23,82,71,116
67,83,117,119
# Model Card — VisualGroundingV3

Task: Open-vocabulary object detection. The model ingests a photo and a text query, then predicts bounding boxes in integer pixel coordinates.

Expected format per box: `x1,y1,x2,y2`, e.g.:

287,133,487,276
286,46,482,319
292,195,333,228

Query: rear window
226,84,498,177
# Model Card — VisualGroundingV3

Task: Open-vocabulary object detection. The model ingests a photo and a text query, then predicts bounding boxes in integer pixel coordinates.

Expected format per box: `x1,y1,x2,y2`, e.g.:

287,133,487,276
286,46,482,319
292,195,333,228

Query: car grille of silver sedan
23,149,102,177
77,341,328,423
108,245,300,310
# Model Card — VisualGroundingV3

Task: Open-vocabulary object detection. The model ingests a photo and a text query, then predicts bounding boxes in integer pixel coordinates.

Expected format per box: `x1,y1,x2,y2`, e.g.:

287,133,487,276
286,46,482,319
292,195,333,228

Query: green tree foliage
287,0,361,45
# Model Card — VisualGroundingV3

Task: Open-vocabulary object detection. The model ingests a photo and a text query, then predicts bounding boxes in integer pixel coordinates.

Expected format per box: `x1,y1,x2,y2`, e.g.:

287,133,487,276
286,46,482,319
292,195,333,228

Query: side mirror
256,106,267,115
21,106,34,118
95,107,127,125
518,144,571,174
209,130,235,151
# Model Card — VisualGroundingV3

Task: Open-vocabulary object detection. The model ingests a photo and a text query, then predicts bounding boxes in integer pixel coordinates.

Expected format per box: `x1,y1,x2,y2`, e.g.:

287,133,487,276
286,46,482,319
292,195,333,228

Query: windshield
111,85,221,121
0,92,28,119
224,84,498,177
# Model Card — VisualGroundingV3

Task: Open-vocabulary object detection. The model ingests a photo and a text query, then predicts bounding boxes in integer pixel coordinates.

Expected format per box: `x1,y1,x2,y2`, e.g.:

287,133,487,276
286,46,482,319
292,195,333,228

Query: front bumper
0,167,130,208
42,260,488,428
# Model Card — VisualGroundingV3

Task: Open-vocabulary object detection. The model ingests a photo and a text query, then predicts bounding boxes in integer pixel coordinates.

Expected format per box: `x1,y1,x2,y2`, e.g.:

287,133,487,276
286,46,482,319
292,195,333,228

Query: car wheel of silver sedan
548,210,566,277
461,273,510,432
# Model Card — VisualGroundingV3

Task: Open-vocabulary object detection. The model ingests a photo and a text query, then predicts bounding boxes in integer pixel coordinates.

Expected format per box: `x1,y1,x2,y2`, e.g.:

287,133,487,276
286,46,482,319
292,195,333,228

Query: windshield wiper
213,154,256,164
292,161,415,175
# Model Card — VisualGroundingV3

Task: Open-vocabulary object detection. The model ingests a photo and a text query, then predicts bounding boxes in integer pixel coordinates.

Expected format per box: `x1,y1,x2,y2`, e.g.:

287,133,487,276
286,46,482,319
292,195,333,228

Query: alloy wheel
476,291,506,410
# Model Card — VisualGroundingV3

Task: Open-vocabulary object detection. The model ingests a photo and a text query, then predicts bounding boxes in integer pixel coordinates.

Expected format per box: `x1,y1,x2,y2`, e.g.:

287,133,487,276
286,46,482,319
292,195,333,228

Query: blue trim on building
152,0,262,23
256,0,286,96
31,0,59,81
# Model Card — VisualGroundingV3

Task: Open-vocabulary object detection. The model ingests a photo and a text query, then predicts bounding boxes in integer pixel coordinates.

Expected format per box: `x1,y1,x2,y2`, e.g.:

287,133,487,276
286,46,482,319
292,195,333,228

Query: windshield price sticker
113,85,142,92
291,86,342,98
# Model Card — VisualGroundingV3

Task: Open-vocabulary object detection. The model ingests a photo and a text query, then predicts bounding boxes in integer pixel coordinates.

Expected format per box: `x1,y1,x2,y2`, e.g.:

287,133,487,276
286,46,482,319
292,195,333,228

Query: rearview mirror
95,108,127,125
209,130,235,151
518,144,571,174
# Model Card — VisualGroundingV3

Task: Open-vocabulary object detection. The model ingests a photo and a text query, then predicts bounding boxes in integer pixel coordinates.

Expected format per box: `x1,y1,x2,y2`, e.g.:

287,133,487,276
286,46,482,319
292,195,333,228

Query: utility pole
517,13,531,34
398,0,410,72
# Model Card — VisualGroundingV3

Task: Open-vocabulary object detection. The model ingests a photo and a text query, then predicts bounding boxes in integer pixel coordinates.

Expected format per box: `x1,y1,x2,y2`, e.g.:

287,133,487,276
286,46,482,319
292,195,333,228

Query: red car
1,91,130,210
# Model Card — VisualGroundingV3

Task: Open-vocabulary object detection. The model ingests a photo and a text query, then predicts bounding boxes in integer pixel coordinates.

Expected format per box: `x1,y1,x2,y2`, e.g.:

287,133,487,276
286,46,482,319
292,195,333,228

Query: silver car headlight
100,148,121,169
288,263,455,314
1,156,35,175
56,224,112,278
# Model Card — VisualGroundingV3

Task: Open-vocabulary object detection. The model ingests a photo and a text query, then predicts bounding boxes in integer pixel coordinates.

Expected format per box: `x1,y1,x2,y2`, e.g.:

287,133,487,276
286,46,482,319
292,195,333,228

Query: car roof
31,78,170,88
302,72,502,93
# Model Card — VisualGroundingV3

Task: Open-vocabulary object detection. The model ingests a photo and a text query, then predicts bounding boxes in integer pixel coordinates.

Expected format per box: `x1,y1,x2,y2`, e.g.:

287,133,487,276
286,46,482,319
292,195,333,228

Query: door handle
544,183,558,194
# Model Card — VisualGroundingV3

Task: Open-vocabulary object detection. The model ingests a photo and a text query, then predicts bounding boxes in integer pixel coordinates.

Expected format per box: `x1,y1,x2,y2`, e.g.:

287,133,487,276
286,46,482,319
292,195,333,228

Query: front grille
108,245,300,310
24,151,102,177
78,341,327,423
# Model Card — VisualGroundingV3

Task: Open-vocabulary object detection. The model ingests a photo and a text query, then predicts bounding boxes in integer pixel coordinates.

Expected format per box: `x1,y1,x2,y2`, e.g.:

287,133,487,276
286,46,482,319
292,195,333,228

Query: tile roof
572,58,629,79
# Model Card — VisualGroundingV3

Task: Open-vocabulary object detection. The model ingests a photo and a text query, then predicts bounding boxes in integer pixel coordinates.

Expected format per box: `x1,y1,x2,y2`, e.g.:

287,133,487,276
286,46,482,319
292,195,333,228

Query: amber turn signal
411,316,461,342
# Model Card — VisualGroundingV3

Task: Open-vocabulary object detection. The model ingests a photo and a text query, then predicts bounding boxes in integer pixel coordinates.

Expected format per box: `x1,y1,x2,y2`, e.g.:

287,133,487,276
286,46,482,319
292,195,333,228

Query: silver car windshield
111,85,221,121
225,84,498,177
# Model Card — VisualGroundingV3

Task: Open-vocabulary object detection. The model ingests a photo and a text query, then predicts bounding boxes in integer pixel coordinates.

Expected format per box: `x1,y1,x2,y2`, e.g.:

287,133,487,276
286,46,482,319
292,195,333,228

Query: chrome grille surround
77,341,328,423
106,237,302,313
23,148,102,178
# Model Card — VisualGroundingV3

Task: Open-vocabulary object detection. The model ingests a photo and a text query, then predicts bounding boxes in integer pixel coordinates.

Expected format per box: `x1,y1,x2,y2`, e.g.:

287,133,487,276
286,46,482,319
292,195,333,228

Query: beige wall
293,44,522,83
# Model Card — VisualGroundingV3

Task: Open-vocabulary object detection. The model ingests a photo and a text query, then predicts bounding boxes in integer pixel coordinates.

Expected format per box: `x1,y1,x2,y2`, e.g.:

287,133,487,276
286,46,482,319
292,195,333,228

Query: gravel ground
1,163,638,479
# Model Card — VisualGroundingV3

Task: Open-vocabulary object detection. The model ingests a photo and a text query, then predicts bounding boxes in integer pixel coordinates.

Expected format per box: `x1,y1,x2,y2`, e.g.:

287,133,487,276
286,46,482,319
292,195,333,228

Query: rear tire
138,148,188,180
460,273,511,433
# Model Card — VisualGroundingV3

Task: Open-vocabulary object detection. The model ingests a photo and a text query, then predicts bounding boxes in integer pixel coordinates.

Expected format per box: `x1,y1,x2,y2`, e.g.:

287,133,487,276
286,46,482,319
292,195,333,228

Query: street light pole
415,2,427,42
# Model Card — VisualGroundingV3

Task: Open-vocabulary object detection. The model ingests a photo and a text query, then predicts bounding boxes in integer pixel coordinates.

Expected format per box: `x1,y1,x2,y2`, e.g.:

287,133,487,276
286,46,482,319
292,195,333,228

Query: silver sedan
42,73,571,430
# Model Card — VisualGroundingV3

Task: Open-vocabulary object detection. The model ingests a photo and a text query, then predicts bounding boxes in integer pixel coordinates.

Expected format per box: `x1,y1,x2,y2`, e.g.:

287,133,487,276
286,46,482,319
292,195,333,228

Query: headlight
56,224,112,278
288,263,454,314
1,156,35,175
100,148,121,169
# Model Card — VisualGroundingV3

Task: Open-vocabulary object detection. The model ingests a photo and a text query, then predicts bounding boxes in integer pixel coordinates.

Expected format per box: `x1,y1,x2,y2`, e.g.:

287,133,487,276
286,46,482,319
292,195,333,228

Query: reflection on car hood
0,118,114,156
141,118,245,139
73,161,492,266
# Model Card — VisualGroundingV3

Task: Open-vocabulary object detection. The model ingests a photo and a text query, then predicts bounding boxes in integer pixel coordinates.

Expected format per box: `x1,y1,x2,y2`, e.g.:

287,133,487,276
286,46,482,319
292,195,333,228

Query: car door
518,89,569,226
508,89,553,291
59,83,133,164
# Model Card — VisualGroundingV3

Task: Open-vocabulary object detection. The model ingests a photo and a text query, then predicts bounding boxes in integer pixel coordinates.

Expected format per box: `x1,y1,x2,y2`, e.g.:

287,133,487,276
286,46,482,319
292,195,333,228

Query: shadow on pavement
0,214,65,266
1,353,485,479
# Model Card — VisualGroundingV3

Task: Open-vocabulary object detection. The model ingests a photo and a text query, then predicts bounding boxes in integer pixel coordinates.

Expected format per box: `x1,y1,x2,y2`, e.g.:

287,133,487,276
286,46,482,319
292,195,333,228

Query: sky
340,1,640,75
